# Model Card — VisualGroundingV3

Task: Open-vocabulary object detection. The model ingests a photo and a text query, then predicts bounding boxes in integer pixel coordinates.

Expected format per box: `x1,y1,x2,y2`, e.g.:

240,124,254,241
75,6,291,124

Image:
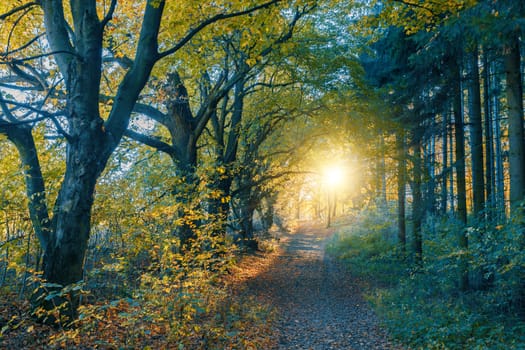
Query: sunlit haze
323,165,345,188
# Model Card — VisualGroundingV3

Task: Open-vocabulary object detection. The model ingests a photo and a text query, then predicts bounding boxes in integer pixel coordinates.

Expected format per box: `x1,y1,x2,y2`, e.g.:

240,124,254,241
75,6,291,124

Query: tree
0,0,285,320
123,4,312,245
466,45,484,218
504,33,525,210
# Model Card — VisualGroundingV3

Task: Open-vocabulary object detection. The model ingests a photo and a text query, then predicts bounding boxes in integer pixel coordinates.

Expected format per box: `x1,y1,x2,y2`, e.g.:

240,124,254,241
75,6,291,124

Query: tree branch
124,129,175,157
104,0,165,152
40,0,76,85
101,0,118,28
0,2,38,21
158,0,282,59
391,0,436,16
133,103,168,126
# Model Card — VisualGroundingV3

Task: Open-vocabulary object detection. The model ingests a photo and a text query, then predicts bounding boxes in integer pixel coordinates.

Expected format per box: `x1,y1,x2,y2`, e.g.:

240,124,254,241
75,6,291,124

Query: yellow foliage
370,0,478,34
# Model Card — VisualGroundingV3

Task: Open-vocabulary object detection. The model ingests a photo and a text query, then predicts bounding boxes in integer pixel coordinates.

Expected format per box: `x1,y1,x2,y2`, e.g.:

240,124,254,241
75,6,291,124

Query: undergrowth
327,207,525,350
0,228,278,349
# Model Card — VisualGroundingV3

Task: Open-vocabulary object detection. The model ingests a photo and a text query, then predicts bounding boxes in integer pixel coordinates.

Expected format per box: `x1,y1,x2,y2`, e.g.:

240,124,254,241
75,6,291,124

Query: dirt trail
245,222,404,350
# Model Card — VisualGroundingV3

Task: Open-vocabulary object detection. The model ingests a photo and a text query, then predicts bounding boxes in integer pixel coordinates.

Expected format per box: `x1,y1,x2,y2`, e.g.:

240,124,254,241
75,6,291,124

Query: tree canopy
0,0,524,348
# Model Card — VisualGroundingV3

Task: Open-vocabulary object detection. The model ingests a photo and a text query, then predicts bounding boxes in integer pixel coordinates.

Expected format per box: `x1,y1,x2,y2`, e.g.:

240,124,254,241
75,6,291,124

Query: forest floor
234,221,405,350
0,221,405,349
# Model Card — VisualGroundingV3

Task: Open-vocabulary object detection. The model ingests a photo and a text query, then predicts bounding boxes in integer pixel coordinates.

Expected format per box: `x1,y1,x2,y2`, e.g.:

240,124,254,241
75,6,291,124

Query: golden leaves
148,0,164,9
378,0,479,35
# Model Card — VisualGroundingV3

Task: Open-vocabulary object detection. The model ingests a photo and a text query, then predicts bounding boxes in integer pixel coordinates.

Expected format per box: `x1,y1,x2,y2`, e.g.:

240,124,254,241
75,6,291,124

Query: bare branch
124,129,175,157
0,96,65,125
0,33,45,56
101,0,118,28
133,103,168,126
231,170,310,197
0,50,80,65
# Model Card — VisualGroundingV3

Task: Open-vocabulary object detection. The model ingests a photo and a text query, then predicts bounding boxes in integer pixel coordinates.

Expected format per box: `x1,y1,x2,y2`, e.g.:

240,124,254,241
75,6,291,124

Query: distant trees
360,0,524,297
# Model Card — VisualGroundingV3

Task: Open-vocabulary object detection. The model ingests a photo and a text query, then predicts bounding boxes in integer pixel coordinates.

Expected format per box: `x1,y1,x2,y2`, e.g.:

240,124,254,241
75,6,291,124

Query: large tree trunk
33,0,163,322
503,31,525,314
467,45,486,290
44,142,103,286
38,2,107,321
161,72,201,247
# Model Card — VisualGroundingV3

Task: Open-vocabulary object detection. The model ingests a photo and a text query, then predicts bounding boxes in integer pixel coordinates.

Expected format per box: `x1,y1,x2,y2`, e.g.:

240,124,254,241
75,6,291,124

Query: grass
327,209,525,350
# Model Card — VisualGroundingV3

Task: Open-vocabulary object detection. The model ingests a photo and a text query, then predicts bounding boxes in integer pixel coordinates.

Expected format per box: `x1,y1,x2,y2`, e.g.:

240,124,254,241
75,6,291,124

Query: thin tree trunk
452,59,469,291
426,128,437,214
492,59,505,220
483,51,495,217
449,107,455,213
504,34,525,211
1,213,9,288
397,131,407,256
238,192,258,250
326,191,332,228
467,47,485,218
378,134,387,207
412,139,423,266
5,127,51,250
441,110,449,214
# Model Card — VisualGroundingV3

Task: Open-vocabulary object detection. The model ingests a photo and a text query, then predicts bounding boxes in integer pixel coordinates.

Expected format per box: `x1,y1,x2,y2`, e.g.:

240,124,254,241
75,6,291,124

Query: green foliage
328,208,525,350
327,207,403,285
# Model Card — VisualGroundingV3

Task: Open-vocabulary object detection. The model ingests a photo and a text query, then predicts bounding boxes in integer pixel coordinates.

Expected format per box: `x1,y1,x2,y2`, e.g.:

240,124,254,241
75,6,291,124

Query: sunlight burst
323,165,345,188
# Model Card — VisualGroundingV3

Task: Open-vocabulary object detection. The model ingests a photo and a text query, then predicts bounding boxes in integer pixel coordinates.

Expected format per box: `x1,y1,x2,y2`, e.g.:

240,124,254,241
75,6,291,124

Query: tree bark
397,131,407,256
483,51,495,216
441,108,449,215
34,0,163,321
466,47,485,217
412,138,423,266
504,34,525,211
452,58,469,291
492,59,505,220
5,126,51,250
452,64,468,225
209,75,247,237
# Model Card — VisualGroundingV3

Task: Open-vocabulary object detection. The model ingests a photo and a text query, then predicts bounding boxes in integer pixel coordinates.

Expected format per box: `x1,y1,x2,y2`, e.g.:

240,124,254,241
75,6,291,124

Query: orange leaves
0,239,280,349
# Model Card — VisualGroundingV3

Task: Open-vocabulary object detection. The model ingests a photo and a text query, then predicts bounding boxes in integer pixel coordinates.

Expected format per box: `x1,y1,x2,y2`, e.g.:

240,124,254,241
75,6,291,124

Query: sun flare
323,165,345,188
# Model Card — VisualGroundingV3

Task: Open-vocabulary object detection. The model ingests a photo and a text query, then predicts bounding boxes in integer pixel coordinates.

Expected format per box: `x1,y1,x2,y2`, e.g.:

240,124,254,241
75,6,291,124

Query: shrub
328,208,525,349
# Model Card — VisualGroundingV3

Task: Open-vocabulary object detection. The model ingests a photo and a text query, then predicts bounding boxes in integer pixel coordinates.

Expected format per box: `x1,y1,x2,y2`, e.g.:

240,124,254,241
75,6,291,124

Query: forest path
244,221,403,350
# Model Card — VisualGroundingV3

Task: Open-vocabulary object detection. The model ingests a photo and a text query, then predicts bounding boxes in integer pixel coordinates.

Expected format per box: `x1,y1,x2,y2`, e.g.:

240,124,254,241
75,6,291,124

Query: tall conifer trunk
397,131,407,256
452,58,469,291
483,52,495,216
504,35,525,210
467,47,484,217
441,109,449,214
412,137,423,265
